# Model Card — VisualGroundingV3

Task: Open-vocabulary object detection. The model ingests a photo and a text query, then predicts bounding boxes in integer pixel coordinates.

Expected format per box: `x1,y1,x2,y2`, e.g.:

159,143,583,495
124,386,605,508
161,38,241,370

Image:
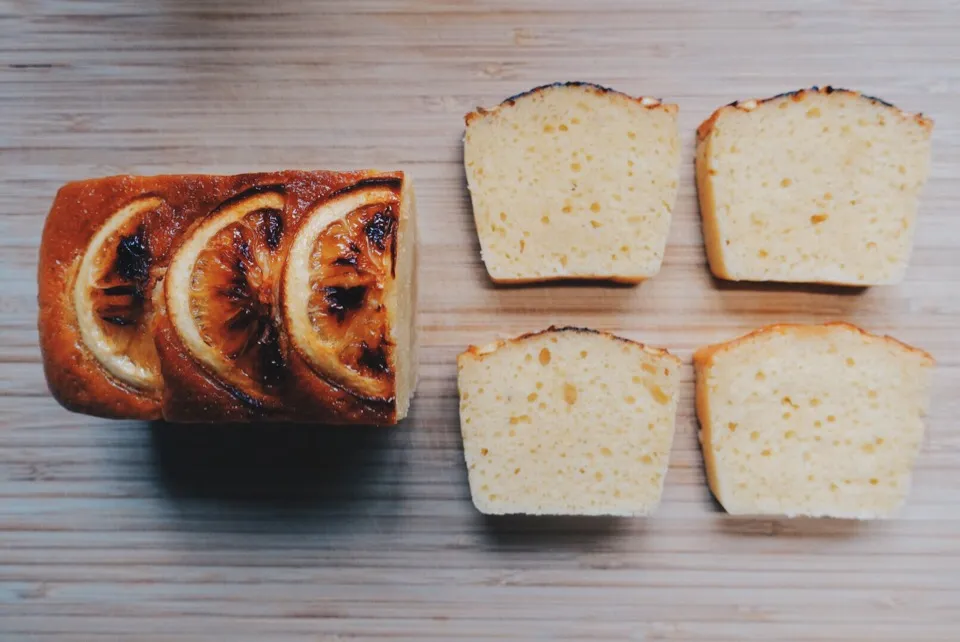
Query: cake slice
694,323,934,519
457,326,682,516
464,82,680,283
695,86,933,285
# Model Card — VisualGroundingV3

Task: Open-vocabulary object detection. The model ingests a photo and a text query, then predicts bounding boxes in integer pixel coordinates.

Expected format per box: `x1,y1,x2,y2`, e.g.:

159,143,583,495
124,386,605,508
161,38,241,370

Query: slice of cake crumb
694,322,934,519
696,86,933,285
464,82,680,284
457,326,682,516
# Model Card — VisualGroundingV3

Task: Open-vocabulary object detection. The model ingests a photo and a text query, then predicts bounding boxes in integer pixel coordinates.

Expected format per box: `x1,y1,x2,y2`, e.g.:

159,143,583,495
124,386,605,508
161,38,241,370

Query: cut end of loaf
695,323,933,519
391,176,419,421
464,82,680,283
458,327,682,516
695,87,933,286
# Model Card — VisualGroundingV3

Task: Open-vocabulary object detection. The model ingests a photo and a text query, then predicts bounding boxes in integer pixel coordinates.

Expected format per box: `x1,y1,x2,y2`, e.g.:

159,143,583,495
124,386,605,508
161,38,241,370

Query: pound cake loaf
694,323,933,518
464,82,680,283
696,86,933,285
38,171,418,423
458,326,682,515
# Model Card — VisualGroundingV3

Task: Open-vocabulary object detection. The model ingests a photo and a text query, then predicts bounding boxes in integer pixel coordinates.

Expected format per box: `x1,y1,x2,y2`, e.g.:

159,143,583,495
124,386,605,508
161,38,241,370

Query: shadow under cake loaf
38,170,418,423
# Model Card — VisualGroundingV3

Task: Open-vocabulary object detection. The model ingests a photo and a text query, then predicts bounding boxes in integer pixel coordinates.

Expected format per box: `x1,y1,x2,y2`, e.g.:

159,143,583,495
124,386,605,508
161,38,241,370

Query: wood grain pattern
2,0,959,639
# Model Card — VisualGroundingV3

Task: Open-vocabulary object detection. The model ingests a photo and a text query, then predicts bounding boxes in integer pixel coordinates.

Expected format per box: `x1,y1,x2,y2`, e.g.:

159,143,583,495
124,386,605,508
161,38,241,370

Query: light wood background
2,1,959,640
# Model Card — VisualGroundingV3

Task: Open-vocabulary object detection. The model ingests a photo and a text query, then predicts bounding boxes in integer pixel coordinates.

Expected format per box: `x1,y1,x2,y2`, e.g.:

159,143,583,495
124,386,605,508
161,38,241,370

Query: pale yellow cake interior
695,324,933,518
696,89,932,285
465,84,680,283
458,328,682,516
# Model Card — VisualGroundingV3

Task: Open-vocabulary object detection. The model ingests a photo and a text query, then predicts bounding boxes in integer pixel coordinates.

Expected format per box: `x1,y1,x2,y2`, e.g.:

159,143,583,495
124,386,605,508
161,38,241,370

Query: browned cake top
38,170,406,422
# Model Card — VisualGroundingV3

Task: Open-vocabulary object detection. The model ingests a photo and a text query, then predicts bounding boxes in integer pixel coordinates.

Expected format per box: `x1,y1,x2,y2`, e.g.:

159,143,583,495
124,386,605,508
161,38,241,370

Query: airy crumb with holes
695,86,932,285
694,322,933,519
464,82,680,284
457,326,682,516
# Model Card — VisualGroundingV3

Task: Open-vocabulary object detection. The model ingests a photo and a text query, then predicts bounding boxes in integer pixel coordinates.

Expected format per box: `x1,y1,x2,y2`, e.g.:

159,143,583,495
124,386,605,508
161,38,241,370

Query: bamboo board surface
2,1,959,640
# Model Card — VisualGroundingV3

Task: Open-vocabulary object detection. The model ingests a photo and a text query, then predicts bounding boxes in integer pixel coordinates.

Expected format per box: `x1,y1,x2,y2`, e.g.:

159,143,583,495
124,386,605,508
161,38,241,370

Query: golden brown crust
696,86,933,142
692,353,721,503
693,322,935,369
459,325,681,366
39,170,406,423
39,178,176,420
465,81,676,126
693,127,729,280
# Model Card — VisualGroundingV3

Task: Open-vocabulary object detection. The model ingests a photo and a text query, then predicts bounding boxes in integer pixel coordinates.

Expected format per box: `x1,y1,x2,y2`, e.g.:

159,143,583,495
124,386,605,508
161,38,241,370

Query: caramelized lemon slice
165,190,287,399
73,196,165,391
284,186,400,401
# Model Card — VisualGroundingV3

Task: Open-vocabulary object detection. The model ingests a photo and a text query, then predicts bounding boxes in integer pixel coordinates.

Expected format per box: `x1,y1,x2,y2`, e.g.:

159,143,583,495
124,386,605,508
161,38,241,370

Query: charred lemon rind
165,189,288,403
283,181,402,403
72,195,167,392
42,171,419,423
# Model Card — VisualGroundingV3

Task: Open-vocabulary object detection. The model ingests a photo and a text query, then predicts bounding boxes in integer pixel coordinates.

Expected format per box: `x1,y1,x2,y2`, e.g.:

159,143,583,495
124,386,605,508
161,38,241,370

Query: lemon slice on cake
73,196,167,392
165,189,288,401
283,184,401,401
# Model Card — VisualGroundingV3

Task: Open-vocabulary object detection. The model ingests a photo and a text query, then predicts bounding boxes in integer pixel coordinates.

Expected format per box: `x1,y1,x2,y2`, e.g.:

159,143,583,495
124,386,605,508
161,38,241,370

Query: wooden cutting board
2,1,958,640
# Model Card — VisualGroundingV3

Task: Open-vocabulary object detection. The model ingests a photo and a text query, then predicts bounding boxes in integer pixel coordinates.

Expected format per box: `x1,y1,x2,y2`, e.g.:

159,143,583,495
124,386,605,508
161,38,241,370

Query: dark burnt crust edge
766,86,897,108
464,81,671,126
324,174,403,201
699,85,932,141
501,82,650,106
209,183,287,215
459,325,680,363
